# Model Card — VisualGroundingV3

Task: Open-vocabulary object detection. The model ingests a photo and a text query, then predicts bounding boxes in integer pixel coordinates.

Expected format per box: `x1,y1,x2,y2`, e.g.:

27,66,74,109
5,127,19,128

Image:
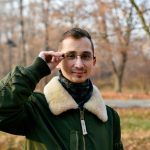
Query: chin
71,77,87,83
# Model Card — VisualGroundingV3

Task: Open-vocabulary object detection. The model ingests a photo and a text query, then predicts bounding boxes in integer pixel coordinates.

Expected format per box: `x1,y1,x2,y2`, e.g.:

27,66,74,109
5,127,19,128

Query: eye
81,53,92,60
65,53,76,60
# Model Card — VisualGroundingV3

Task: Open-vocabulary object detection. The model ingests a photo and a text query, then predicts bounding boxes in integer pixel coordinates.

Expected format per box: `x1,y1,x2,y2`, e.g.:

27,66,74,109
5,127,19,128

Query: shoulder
106,105,120,122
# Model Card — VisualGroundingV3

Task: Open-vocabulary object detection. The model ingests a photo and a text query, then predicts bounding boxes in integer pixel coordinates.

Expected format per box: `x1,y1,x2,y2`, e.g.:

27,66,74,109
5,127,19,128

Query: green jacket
0,57,123,150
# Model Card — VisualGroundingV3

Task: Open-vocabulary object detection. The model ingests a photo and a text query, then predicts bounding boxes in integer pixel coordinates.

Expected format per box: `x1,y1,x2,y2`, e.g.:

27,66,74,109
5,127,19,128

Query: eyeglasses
63,51,94,61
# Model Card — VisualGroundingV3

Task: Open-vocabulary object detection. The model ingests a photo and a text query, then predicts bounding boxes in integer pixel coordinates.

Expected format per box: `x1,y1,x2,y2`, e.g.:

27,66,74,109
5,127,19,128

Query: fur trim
44,77,108,122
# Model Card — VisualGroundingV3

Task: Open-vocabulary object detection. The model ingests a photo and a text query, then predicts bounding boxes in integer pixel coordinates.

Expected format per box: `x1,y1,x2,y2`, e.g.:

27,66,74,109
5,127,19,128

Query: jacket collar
44,77,108,122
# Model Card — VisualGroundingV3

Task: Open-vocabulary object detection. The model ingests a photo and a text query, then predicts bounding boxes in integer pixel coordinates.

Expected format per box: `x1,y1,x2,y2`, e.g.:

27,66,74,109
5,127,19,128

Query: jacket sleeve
0,57,50,135
112,110,124,150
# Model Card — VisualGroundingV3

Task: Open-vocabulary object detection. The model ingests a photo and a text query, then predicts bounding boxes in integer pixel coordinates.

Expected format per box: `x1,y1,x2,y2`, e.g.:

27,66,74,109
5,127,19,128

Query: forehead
60,37,93,53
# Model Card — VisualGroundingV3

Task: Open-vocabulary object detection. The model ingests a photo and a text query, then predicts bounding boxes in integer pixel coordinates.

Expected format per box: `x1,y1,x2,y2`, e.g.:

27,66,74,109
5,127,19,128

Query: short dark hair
60,28,94,54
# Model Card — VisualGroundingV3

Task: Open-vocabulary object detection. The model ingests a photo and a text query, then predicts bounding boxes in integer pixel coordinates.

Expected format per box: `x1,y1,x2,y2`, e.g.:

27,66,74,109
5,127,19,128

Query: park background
0,0,150,149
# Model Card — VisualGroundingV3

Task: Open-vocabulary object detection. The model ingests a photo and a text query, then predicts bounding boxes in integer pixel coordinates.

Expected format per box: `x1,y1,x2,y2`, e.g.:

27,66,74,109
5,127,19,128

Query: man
0,28,124,150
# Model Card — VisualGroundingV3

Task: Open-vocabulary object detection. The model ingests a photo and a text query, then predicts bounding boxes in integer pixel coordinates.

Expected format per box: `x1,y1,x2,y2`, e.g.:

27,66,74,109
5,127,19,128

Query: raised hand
39,51,64,71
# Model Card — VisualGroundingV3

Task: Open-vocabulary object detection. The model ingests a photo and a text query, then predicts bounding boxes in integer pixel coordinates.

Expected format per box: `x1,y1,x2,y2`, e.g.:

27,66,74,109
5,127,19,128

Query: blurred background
0,0,150,149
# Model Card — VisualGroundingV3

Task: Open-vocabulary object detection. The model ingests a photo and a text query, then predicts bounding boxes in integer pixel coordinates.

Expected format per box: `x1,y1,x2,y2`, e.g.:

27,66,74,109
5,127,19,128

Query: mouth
72,71,85,76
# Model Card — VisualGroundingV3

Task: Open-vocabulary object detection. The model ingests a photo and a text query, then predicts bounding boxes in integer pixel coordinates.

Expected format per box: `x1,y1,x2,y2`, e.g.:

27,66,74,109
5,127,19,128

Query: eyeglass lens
64,51,93,61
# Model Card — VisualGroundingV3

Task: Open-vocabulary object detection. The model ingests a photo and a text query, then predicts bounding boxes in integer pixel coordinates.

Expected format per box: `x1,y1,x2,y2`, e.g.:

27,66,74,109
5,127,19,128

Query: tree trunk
42,0,50,51
112,52,127,92
19,0,26,65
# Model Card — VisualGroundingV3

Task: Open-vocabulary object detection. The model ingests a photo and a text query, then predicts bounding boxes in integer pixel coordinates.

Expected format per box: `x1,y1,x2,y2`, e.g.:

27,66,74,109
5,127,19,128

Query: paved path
105,100,150,108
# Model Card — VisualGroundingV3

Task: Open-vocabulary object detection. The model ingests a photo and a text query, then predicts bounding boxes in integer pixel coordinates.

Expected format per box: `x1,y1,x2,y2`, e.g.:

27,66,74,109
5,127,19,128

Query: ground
101,91,150,100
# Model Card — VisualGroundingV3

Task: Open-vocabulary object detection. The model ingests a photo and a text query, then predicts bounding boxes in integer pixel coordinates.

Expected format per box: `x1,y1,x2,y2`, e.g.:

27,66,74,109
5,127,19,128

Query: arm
0,51,64,135
112,110,124,150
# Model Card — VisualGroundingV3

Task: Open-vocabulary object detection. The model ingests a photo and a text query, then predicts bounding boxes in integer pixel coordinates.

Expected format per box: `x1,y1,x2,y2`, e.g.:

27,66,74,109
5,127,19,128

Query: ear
93,57,96,65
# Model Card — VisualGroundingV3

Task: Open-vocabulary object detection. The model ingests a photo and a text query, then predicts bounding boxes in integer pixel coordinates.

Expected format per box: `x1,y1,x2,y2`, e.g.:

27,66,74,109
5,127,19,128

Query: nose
74,56,84,68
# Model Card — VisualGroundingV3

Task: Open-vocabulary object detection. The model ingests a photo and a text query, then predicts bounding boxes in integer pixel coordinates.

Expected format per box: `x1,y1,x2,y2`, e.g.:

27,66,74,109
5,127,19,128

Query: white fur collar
44,77,108,122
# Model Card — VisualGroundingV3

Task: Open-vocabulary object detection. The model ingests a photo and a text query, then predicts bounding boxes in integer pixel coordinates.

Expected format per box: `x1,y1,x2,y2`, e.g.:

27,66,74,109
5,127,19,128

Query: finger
45,52,64,62
47,51,64,57
53,56,64,63
45,54,52,63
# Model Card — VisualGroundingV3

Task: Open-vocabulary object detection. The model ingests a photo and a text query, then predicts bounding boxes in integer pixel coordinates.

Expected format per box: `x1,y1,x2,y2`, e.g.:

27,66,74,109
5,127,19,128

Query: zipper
82,135,86,150
80,109,88,135
79,108,87,150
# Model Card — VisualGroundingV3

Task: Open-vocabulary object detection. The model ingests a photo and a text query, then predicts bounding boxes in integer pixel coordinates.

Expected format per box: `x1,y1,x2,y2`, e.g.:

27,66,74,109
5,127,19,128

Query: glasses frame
63,51,95,61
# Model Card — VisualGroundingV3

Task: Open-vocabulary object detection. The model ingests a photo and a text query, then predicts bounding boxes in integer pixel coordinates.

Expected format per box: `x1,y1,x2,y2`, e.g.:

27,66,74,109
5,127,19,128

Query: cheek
61,61,72,71
86,64,95,73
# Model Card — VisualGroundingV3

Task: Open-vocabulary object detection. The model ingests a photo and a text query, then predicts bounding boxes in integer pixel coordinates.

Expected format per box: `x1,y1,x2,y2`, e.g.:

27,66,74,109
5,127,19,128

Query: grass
116,108,150,150
117,108,150,132
0,108,150,150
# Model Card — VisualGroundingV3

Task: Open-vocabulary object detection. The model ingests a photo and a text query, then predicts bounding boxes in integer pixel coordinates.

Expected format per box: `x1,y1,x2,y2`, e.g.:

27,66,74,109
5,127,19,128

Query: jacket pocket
70,131,79,150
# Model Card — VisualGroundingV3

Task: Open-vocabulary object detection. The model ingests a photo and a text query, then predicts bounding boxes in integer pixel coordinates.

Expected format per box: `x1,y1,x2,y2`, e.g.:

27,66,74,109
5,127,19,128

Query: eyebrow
65,51,92,54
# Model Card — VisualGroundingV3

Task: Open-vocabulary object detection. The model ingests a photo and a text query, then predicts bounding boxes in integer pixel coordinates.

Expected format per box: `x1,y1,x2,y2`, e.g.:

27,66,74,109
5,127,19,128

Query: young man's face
58,37,96,83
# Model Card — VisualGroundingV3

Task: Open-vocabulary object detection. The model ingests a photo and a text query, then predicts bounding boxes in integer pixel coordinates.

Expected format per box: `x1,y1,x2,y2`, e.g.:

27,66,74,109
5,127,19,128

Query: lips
72,70,85,73
72,71,85,76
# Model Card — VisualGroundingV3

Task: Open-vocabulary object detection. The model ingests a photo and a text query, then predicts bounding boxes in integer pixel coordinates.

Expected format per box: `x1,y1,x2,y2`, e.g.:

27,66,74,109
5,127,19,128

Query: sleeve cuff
26,57,51,80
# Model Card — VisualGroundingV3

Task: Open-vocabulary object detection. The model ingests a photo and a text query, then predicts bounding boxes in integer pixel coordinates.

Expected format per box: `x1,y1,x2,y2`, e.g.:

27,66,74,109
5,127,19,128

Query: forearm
0,51,63,134
0,57,50,107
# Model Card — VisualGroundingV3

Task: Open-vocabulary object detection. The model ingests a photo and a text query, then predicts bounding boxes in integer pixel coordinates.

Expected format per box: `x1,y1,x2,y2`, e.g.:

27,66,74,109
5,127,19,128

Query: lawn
0,108,150,150
116,108,150,150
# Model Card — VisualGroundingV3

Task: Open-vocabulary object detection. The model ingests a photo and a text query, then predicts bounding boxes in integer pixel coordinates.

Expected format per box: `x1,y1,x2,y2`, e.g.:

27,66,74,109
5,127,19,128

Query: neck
58,71,93,107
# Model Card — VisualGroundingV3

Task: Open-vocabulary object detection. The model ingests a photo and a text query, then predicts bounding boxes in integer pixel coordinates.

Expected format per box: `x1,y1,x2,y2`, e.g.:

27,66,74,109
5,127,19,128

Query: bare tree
19,0,27,65
93,0,134,92
111,0,134,92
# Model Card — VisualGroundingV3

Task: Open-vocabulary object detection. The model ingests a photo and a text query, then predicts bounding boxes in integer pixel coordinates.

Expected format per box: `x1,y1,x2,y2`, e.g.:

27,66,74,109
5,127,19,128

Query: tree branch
130,0,150,40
